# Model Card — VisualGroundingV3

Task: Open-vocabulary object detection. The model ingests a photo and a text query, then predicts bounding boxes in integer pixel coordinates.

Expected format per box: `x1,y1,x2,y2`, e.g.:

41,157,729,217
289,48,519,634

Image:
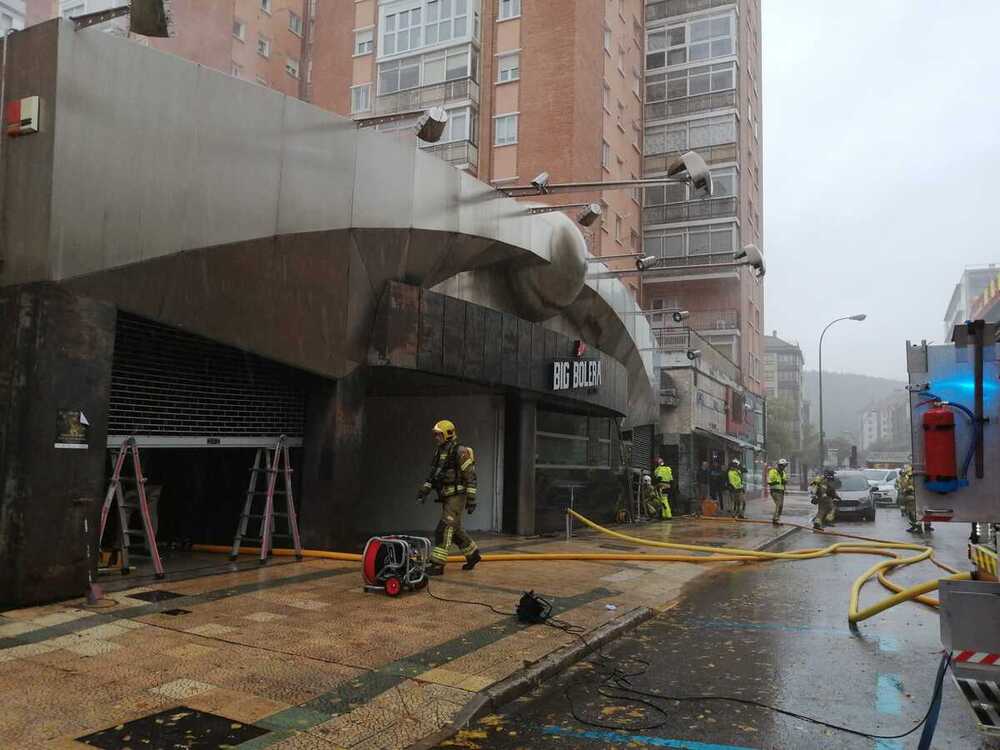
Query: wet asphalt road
440,493,992,750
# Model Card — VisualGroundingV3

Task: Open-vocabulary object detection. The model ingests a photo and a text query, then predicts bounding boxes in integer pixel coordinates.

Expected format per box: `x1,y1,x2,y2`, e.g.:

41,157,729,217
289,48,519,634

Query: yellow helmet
432,420,456,441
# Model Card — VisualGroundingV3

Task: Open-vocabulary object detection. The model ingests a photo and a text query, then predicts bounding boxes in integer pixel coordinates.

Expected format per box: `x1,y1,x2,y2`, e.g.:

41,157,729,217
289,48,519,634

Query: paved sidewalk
0,502,792,749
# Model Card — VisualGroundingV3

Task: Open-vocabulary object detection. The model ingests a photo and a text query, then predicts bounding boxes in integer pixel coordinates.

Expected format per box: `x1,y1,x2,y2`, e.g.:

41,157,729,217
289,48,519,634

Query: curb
755,525,800,551
408,605,656,750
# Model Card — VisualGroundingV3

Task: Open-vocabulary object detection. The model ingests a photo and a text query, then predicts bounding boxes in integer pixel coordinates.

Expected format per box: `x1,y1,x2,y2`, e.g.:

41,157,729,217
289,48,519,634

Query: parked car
833,470,877,521
864,468,900,507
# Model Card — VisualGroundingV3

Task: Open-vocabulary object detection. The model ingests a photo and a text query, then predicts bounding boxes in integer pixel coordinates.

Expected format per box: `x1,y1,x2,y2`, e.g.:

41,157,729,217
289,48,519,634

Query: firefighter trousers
814,498,835,528
729,489,745,517
431,494,478,565
770,489,784,522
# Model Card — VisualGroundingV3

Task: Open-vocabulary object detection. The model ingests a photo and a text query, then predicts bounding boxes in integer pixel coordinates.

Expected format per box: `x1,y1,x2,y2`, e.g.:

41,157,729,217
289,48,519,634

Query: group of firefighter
414,419,931,576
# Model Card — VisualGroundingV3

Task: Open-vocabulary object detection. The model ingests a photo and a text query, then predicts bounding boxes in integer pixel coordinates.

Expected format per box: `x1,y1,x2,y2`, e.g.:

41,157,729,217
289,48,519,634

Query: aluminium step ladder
231,435,303,564
98,436,164,579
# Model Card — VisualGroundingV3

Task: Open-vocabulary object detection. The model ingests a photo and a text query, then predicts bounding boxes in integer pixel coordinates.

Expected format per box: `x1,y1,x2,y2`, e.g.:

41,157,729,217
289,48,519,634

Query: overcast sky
762,1,1000,380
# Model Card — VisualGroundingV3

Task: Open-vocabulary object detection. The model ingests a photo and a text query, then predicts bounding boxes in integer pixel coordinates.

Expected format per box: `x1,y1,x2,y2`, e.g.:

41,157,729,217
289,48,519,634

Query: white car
864,468,900,506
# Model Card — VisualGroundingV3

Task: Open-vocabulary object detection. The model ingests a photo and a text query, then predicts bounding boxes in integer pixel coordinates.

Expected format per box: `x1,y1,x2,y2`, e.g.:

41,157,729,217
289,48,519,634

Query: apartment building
310,0,645,267
764,329,804,457
26,0,310,98
641,0,763,395
944,264,1000,338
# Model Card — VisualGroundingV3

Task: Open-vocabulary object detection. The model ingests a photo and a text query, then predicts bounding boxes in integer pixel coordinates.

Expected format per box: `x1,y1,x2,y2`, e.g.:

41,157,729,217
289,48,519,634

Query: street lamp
818,314,867,469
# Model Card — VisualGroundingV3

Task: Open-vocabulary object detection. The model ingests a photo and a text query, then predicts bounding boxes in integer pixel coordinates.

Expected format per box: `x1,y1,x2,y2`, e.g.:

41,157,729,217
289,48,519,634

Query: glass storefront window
537,410,588,437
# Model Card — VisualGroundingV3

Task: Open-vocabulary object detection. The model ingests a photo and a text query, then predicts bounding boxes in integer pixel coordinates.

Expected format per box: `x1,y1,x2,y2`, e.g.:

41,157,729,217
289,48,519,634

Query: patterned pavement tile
183,687,291,724
65,639,122,657
311,714,381,747
150,678,216,699
244,612,288,623
0,642,56,661
72,622,134,641
0,620,40,638
164,642,219,660
184,623,238,637
29,610,92,627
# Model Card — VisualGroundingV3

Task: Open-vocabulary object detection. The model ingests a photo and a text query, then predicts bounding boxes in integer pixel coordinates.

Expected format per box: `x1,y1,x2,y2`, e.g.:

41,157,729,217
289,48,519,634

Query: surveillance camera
636,255,659,272
734,243,765,278
672,310,690,323
687,349,702,361
416,107,448,143
576,203,602,227
531,172,551,194
667,151,713,198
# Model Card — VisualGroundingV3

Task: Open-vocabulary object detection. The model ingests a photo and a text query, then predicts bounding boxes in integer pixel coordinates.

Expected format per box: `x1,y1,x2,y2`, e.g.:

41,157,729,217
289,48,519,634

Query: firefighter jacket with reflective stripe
654,465,673,484
897,471,914,497
767,468,788,490
810,476,839,501
423,439,478,500
728,469,743,490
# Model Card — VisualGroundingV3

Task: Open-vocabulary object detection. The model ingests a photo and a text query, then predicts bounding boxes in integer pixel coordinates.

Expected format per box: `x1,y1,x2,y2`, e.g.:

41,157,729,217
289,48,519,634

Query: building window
645,167,737,205
632,67,641,98
377,46,473,94
601,140,611,169
231,62,242,78
260,0,271,13
495,113,518,145
615,214,623,243
425,0,470,47
498,0,520,21
646,13,734,70
434,105,475,144
257,35,271,58
632,121,641,150
645,62,735,105
286,57,300,79
288,11,303,35
355,28,374,55
644,114,735,156
256,73,268,85
497,52,519,82
617,48,625,75
382,7,422,56
602,82,610,112
603,27,612,52
233,19,246,41
351,84,372,114
644,223,735,259
62,3,85,18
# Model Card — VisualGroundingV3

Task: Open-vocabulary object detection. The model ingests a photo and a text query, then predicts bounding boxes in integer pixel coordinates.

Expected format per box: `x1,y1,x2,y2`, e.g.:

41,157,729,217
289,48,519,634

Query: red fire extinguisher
923,405,957,483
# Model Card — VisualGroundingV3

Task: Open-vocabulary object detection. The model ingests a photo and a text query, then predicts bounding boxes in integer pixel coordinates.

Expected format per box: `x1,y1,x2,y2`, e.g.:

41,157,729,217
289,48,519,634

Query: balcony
645,90,737,122
688,309,740,332
643,196,737,226
651,326,743,386
374,78,480,118
646,0,735,24
640,252,740,281
644,143,736,173
422,140,479,172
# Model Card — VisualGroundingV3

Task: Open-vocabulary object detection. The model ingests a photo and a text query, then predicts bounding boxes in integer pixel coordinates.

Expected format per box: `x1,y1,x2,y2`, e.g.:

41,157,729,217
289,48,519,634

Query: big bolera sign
552,359,602,391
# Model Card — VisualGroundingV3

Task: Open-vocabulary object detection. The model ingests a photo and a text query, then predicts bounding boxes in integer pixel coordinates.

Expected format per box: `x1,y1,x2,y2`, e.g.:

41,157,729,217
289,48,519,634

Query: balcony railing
651,326,743,385
640,252,738,277
645,90,737,122
421,140,479,171
644,143,737,174
643,196,737,226
374,78,480,117
689,309,740,331
646,0,735,24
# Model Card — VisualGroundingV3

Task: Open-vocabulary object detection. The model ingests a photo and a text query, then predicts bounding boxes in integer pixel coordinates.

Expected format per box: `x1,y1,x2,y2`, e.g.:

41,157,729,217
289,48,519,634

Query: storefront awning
694,426,759,452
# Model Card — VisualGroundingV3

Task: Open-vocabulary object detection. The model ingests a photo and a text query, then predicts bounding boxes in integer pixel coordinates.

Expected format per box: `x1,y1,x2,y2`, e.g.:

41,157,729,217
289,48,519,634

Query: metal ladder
230,435,303,564
98,436,164,579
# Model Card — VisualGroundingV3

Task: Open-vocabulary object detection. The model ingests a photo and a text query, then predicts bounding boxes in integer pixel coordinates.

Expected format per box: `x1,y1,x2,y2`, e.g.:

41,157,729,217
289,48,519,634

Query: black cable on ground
424,581,953,743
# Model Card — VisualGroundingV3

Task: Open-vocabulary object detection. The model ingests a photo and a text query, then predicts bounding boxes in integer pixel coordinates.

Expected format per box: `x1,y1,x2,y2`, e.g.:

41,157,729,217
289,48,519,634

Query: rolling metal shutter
108,313,307,447
631,424,654,469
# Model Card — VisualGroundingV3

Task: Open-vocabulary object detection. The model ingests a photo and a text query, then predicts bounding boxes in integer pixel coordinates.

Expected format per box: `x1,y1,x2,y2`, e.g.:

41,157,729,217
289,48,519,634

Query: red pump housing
922,405,957,481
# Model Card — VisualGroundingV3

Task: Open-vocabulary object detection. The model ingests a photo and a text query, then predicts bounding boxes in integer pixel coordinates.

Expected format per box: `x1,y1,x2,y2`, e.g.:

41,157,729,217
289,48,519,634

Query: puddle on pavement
78,706,268,749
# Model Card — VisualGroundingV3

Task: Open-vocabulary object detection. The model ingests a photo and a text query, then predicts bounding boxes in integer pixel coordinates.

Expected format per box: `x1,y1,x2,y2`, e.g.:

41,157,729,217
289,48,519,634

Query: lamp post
818,314,867,469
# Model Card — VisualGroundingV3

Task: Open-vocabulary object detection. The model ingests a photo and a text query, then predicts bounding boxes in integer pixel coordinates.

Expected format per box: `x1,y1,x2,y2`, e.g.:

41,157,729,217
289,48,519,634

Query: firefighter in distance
767,458,789,525
810,468,840,530
417,420,481,575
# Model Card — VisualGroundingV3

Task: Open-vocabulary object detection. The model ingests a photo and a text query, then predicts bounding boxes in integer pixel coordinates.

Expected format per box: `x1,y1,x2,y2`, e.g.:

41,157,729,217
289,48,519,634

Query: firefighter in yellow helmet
417,420,481,575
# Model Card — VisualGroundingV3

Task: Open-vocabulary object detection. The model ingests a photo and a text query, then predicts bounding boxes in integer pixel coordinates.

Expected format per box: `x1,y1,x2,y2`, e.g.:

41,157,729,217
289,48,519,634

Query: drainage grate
128,590,185,603
78,706,268,749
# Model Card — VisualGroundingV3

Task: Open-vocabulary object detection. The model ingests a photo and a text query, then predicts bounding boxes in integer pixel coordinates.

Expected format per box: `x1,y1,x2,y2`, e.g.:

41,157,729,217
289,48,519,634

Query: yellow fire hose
191,508,970,625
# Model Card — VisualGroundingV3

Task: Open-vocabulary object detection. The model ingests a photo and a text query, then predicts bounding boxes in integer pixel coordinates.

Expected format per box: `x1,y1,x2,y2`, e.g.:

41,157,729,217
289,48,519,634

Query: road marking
873,673,904,750
542,725,759,750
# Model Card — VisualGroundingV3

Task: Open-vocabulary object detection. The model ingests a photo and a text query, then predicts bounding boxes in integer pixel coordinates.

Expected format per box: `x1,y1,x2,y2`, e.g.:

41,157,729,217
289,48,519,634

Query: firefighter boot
462,550,482,571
